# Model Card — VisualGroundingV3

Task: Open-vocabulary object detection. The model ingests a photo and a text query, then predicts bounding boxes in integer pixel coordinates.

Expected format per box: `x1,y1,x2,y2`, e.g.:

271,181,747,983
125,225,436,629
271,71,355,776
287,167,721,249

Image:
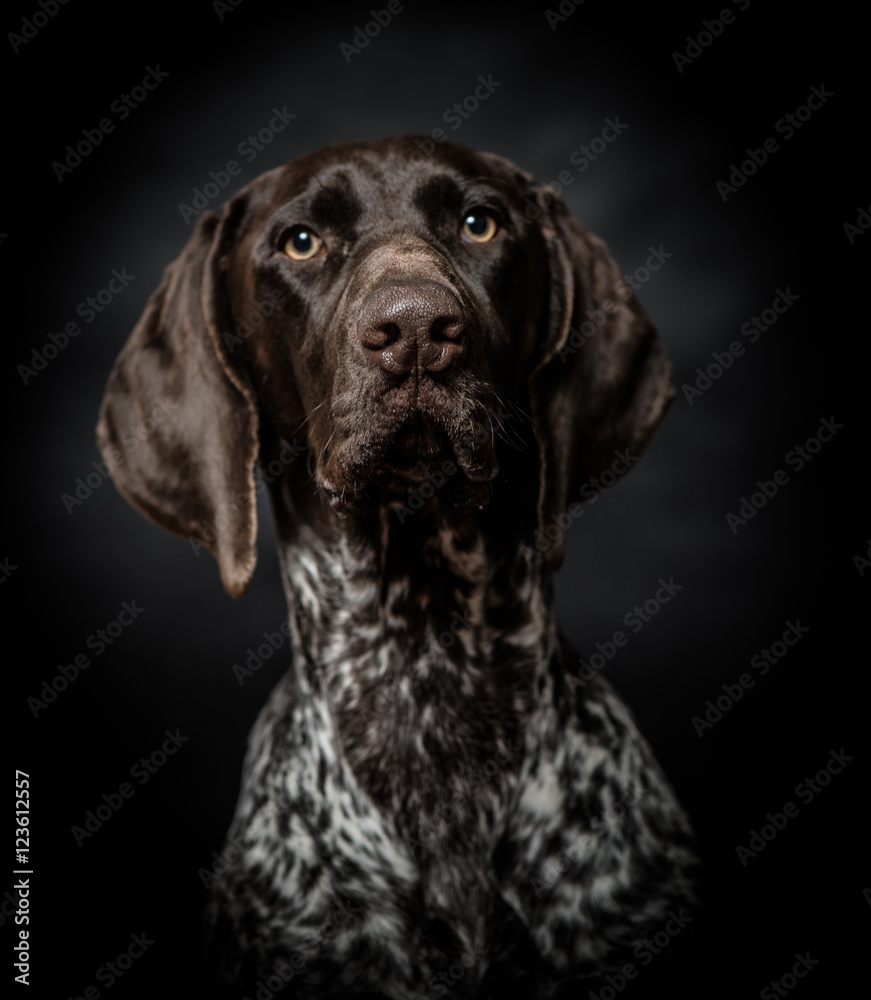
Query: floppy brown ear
96,200,260,598
529,189,675,569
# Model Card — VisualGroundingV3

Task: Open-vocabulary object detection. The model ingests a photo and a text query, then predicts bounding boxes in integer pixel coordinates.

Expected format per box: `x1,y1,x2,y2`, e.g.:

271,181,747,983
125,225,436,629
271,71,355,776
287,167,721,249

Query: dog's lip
380,462,448,495
376,418,455,494
320,406,499,512
384,415,445,466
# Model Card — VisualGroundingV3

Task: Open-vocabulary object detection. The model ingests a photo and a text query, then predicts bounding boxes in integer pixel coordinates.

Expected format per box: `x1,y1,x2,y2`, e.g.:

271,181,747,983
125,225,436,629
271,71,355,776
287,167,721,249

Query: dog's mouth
383,414,444,475
321,403,499,513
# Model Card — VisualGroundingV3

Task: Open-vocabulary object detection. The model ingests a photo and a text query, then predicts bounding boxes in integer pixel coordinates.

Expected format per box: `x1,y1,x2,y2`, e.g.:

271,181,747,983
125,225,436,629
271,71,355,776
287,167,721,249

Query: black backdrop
4,2,867,997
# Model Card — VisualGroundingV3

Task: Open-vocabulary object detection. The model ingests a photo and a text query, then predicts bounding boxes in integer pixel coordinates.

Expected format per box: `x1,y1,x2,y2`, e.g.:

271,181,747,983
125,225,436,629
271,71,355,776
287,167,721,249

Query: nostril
360,322,401,351
380,322,401,346
430,316,464,342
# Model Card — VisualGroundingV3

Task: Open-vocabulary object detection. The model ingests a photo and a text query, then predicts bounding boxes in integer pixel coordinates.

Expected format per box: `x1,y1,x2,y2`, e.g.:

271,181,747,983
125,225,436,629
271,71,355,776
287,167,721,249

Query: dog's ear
97,197,260,598
528,188,675,569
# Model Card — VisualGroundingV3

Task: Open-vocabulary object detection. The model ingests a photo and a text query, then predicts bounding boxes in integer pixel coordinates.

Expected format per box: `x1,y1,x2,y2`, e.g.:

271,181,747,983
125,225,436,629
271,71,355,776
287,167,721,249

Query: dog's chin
383,414,450,474
322,414,498,514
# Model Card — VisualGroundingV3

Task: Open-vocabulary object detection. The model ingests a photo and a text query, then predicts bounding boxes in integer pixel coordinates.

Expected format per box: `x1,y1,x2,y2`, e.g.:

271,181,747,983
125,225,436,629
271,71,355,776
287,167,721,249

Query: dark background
4,1,867,997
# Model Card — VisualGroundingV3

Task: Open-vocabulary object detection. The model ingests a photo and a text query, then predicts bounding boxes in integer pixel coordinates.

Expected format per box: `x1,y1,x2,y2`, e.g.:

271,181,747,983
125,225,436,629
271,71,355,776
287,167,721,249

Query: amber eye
460,209,499,244
283,227,323,260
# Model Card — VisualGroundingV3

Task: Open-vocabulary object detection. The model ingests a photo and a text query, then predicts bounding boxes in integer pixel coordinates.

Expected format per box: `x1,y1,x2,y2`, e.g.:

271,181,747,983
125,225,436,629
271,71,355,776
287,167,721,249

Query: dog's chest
284,522,550,899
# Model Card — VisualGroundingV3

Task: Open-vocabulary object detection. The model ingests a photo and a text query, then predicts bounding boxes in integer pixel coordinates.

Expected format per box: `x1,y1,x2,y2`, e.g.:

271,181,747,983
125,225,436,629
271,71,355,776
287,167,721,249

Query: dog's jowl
97,136,696,998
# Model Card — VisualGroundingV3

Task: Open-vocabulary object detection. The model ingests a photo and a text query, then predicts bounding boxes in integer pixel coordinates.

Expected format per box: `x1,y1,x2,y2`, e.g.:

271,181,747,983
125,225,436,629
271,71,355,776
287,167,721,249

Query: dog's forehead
263,138,525,222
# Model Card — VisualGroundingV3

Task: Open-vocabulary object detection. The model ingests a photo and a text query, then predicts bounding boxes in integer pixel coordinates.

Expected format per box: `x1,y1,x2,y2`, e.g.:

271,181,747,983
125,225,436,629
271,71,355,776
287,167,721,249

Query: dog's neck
270,479,560,831
263,460,567,933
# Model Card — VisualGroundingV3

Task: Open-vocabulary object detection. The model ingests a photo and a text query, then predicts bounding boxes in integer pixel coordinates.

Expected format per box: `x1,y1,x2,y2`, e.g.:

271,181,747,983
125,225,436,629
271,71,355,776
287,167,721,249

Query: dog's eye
460,210,499,244
283,227,323,261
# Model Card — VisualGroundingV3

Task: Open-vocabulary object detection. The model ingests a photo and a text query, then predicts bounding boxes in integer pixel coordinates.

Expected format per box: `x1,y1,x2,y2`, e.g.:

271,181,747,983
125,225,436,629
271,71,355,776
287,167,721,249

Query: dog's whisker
291,398,328,435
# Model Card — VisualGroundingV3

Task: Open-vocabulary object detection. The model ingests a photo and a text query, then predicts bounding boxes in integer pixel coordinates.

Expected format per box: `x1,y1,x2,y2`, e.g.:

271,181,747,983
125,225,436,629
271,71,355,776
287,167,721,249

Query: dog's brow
309,174,363,229
413,173,464,218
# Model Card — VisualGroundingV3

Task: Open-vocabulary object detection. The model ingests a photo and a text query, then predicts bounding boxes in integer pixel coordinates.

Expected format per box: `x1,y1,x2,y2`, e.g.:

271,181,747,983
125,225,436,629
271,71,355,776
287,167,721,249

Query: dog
97,136,696,998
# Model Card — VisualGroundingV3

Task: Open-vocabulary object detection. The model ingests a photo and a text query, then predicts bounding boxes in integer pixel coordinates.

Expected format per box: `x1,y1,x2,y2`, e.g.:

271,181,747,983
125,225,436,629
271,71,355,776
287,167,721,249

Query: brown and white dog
98,137,696,998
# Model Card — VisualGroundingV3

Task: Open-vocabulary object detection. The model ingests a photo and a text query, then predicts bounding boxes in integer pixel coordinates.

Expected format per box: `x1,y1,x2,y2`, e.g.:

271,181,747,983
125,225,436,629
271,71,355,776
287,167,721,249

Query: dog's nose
356,281,466,374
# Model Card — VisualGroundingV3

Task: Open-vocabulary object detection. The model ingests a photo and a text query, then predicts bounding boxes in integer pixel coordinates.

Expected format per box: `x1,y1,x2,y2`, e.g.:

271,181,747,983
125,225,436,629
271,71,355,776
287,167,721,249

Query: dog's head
97,137,674,597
